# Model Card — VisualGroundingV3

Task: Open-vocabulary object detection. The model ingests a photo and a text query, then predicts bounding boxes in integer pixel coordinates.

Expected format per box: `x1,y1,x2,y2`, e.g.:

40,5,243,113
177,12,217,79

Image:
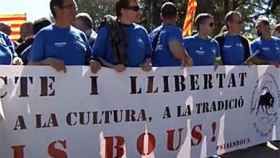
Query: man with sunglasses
30,0,93,72
149,2,192,67
246,18,280,65
91,0,152,73
183,13,220,66
215,11,251,65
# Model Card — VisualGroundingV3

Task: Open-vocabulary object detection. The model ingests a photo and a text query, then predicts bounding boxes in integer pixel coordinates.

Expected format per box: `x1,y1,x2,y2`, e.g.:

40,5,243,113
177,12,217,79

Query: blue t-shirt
0,32,17,65
30,24,91,65
92,23,151,67
21,45,32,65
149,24,183,66
183,35,220,66
221,35,247,65
251,37,280,63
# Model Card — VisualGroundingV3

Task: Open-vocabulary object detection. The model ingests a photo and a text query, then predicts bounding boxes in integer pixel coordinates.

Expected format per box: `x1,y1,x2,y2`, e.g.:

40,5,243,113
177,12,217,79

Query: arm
4,34,22,65
245,41,268,65
80,32,93,65
141,28,152,71
92,27,109,65
245,55,269,65
214,40,222,65
29,32,66,72
241,36,251,61
168,40,192,66
214,35,225,65
90,27,111,73
168,28,192,66
29,31,46,64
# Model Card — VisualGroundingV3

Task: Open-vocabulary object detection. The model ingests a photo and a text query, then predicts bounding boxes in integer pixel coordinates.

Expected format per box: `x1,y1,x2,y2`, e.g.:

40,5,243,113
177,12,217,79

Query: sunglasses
125,6,140,11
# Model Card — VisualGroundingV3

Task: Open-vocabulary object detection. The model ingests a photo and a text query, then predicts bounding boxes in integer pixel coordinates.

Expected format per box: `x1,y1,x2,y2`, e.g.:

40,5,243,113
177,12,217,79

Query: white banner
0,65,280,158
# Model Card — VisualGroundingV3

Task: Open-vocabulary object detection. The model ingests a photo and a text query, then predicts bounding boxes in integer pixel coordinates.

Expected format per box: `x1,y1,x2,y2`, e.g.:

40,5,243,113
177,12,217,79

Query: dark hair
225,11,241,26
115,0,130,18
0,22,11,35
161,2,177,18
195,13,213,31
75,13,93,29
50,0,64,18
33,18,51,34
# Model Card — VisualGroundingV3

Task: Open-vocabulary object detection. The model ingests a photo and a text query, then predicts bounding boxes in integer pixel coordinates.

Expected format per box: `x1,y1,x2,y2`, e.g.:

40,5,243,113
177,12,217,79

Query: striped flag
0,13,27,40
182,0,198,37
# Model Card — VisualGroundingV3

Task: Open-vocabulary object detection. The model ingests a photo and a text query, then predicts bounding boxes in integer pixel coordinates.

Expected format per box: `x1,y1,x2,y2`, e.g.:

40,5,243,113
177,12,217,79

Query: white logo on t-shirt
236,43,243,47
262,47,270,51
54,42,67,47
196,50,205,55
223,45,232,48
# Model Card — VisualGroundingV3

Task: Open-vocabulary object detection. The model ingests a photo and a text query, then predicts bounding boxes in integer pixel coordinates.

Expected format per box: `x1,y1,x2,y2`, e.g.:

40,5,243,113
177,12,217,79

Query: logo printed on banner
250,73,280,137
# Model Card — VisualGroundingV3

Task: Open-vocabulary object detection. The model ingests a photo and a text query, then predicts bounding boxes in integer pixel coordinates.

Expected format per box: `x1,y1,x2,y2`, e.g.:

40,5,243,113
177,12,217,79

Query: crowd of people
0,0,280,73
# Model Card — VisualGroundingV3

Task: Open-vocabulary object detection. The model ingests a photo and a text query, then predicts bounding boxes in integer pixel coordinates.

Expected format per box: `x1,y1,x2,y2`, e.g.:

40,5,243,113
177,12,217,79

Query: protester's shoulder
71,26,88,41
251,37,261,45
0,31,7,38
183,35,196,41
0,31,11,41
133,23,148,33
165,25,182,33
214,33,224,41
239,35,250,43
150,25,162,33
97,24,110,34
272,36,280,42
210,38,219,46
70,26,84,34
39,24,54,32
70,26,86,37
35,24,54,37
0,32,13,47
183,35,197,46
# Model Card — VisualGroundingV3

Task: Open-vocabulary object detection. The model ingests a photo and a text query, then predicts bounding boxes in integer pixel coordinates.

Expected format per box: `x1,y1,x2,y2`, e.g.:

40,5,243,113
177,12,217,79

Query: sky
0,0,51,21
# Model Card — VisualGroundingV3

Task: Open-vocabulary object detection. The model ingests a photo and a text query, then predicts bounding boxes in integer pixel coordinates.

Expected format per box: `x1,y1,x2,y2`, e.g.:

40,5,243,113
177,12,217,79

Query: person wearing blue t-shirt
91,0,152,73
30,0,92,72
273,23,280,38
184,13,220,66
247,18,280,64
149,2,192,67
74,13,97,48
0,31,22,65
215,11,251,65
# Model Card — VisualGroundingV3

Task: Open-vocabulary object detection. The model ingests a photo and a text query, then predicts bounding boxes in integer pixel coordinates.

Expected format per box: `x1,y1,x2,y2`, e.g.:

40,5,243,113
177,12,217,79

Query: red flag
0,13,27,40
182,0,198,37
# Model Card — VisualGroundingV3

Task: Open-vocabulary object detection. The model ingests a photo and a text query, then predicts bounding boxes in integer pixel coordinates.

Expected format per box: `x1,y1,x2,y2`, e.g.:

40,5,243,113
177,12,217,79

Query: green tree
76,0,115,30
76,0,280,36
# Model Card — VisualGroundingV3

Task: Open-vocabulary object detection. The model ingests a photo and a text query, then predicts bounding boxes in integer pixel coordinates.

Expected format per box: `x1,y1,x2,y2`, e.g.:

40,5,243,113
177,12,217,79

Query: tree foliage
76,0,280,35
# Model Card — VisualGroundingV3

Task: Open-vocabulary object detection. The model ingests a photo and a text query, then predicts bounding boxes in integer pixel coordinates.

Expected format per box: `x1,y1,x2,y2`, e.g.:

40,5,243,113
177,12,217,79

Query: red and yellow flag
182,0,198,37
0,13,27,40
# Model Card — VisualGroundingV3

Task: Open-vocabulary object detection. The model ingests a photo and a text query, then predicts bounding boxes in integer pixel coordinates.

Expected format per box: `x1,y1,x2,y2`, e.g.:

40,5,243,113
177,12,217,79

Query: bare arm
168,40,192,66
29,57,66,72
